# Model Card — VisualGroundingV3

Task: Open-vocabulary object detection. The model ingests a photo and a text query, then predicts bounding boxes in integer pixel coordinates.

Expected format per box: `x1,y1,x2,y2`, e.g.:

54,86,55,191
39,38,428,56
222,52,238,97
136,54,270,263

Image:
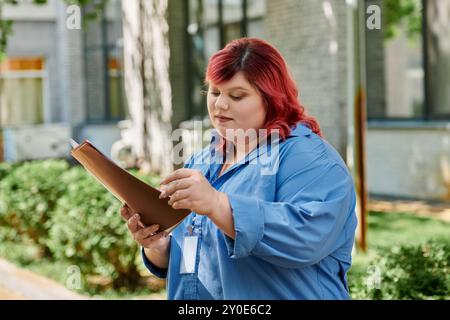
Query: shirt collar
209,122,311,145
207,122,312,174
288,122,313,137
207,129,269,178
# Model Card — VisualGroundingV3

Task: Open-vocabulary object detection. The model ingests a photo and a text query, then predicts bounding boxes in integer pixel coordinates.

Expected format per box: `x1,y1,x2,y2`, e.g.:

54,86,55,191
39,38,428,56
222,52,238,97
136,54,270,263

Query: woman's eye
230,95,243,101
210,91,220,96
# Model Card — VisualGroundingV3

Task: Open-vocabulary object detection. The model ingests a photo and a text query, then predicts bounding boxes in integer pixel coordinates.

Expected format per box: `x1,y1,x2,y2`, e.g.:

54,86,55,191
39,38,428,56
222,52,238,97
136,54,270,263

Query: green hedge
0,162,13,180
0,159,163,293
0,160,69,256
46,166,140,290
350,240,450,299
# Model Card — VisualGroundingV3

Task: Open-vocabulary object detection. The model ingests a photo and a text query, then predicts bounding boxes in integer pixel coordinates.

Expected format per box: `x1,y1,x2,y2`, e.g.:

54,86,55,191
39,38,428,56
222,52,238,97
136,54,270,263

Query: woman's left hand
159,168,220,216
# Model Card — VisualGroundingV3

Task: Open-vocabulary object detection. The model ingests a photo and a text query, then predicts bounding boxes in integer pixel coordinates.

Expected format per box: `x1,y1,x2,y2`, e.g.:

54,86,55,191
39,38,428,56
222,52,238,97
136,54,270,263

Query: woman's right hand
120,204,170,251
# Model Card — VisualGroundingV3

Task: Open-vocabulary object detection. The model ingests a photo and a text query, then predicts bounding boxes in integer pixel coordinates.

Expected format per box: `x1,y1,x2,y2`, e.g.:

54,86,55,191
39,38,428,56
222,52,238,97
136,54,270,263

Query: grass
366,211,450,247
348,211,450,298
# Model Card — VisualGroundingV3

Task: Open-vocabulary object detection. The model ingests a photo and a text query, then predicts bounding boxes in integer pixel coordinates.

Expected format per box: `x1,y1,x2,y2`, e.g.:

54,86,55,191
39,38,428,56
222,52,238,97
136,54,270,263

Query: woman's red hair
205,38,322,140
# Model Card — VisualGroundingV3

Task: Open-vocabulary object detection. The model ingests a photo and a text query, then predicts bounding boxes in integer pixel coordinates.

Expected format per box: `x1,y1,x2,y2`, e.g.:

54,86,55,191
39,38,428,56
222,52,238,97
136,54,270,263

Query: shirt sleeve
141,247,168,279
223,159,356,269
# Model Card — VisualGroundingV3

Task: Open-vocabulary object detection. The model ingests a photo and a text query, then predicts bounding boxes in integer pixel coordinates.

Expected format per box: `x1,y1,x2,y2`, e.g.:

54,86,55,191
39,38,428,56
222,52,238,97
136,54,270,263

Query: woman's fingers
167,189,190,206
171,199,191,210
121,205,146,228
127,214,142,233
122,207,167,248
120,204,133,220
160,168,191,185
134,224,160,241
139,231,168,247
159,178,191,199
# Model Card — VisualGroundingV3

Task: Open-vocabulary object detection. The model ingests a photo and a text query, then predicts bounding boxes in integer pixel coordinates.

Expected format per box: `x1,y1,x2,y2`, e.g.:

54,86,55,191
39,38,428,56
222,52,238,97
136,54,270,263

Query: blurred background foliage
384,0,422,41
0,159,165,297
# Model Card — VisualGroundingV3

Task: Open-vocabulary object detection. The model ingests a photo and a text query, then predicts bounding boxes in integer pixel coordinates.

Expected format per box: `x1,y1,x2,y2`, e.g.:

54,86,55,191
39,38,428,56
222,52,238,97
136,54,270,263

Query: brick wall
265,0,349,158
166,0,357,159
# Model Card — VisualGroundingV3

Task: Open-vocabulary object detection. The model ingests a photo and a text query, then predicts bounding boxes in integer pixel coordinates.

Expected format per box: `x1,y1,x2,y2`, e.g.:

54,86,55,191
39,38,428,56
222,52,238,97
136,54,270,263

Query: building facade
1,0,125,159
169,0,450,202
1,0,449,201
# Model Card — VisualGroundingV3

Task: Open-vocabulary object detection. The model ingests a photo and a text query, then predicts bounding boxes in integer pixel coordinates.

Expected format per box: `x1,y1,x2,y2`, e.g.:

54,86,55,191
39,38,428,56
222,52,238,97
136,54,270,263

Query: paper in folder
70,139,190,232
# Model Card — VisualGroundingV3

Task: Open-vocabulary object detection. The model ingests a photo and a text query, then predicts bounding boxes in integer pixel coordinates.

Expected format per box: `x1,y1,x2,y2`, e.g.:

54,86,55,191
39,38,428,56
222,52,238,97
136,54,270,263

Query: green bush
0,162,13,180
0,160,69,255
46,165,161,292
0,159,164,294
0,162,15,242
351,240,450,299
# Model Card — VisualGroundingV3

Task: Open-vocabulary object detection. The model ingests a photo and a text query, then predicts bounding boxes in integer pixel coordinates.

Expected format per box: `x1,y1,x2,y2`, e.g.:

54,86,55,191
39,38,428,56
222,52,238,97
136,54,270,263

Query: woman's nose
215,95,230,110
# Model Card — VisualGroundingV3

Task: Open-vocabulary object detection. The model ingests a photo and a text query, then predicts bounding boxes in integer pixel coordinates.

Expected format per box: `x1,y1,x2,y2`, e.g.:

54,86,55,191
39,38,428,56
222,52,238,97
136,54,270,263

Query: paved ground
0,258,86,300
0,286,25,300
0,257,166,300
369,199,450,222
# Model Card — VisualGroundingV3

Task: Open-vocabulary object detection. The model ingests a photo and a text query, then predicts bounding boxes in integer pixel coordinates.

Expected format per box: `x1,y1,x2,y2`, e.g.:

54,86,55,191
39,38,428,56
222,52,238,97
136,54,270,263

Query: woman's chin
214,122,235,133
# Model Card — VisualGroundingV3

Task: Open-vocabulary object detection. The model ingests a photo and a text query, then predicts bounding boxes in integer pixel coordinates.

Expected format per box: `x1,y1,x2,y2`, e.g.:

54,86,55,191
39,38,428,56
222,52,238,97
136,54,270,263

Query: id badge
180,234,198,274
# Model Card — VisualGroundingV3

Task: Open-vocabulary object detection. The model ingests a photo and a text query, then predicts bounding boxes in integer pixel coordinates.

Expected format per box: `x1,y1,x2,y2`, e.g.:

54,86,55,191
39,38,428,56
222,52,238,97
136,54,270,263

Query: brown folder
70,139,191,232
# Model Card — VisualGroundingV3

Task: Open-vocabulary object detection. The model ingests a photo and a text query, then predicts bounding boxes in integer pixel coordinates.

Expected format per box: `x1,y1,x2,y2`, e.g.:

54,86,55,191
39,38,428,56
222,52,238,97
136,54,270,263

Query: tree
0,0,174,175
121,0,173,176
383,0,422,41
425,0,450,118
0,2,14,61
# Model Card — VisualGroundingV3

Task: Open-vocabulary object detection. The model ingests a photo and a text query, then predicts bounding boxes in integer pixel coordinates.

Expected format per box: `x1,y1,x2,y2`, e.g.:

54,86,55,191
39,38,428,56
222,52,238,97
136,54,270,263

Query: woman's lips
215,116,233,123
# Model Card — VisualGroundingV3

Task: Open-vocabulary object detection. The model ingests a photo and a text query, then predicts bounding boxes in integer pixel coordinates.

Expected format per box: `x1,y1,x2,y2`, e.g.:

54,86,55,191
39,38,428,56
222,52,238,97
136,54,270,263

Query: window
247,0,266,39
186,0,266,119
108,57,126,120
425,0,450,119
367,0,450,121
223,0,245,45
0,57,45,126
83,0,126,123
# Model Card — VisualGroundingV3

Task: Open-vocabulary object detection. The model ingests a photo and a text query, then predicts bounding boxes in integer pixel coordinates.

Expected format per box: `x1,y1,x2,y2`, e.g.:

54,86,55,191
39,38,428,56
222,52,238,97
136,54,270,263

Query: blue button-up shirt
142,123,357,300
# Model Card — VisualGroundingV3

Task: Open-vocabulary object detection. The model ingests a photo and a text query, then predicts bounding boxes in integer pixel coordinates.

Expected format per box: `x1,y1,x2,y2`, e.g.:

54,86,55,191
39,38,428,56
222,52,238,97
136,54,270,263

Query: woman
120,38,357,299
